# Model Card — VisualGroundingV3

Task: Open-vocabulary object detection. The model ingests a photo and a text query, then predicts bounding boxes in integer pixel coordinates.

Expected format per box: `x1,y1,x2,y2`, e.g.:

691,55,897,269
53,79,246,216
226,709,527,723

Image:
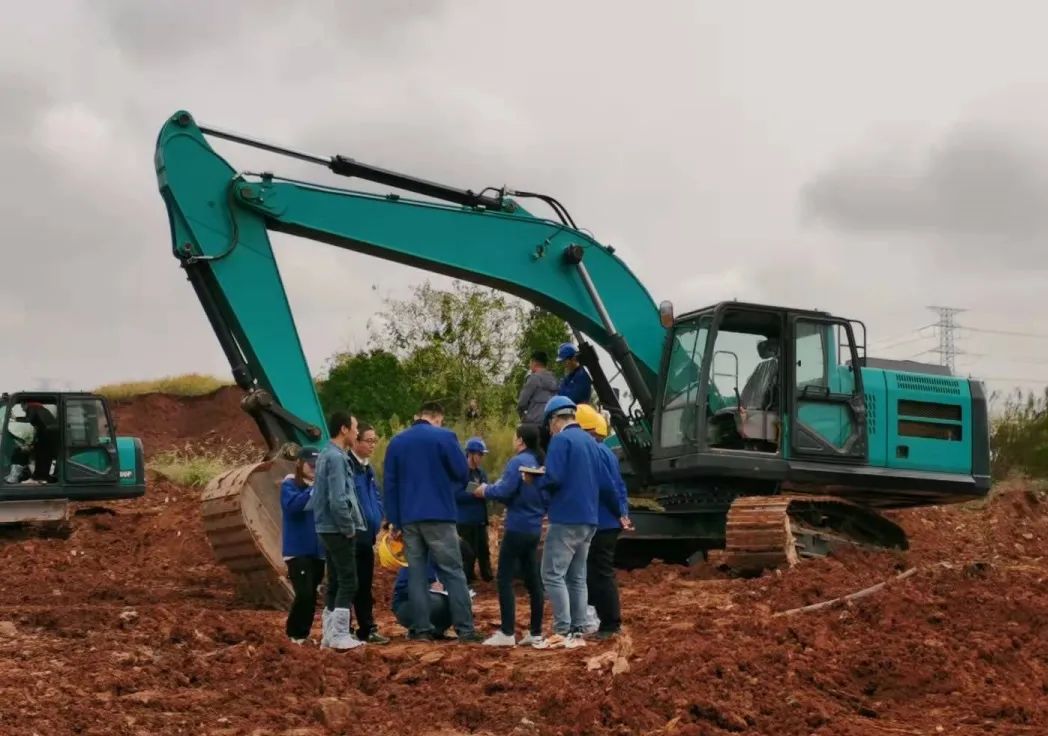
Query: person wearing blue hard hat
556,342,593,405
525,394,619,649
457,436,493,583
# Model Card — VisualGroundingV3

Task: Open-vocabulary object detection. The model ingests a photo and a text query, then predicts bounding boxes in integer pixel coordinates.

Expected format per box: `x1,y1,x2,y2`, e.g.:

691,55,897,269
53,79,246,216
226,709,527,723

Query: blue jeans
403,522,475,636
541,523,596,635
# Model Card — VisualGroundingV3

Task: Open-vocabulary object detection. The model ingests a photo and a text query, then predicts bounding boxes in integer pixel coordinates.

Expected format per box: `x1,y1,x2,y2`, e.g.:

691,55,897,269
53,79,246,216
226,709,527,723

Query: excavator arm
156,111,665,459
155,110,667,606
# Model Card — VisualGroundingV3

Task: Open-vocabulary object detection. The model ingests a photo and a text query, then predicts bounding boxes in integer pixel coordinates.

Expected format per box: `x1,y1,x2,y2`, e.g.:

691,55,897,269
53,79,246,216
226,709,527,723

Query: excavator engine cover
201,459,295,609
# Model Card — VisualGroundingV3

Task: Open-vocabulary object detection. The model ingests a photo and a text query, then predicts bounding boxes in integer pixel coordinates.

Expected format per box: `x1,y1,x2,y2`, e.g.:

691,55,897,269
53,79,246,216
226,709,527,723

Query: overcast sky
3,1,1047,400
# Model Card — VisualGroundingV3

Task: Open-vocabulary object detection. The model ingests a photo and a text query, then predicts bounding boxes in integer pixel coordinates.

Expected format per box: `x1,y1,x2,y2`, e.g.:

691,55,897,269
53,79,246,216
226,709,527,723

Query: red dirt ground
0,391,1044,735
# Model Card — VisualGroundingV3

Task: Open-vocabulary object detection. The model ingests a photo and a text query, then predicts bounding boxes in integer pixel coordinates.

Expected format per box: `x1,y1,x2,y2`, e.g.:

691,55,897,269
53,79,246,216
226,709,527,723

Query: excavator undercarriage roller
712,494,908,576
201,459,296,610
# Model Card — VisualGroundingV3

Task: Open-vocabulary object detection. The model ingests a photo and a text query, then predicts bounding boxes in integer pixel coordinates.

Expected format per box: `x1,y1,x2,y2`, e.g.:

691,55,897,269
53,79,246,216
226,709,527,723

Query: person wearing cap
556,343,593,406
517,350,559,425
280,446,326,644
575,405,633,640
457,436,493,583
528,396,619,649
348,423,391,645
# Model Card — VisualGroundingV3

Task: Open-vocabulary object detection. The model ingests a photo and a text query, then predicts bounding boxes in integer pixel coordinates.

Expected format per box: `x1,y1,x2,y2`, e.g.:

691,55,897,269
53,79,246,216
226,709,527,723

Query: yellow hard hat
594,412,609,438
375,529,407,570
575,403,602,433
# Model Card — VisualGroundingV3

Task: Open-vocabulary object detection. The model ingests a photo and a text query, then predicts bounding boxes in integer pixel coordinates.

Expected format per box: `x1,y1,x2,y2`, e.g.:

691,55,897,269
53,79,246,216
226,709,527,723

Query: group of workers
280,341,631,650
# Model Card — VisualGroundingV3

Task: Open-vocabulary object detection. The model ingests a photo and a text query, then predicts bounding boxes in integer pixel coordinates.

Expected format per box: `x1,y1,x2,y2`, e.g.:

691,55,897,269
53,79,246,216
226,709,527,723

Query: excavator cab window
788,317,867,461
658,315,711,449
0,396,59,484
705,308,784,453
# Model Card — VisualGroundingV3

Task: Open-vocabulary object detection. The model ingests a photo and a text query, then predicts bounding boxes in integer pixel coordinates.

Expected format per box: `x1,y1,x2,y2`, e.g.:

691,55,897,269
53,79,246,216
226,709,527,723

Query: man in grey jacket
517,351,559,425
314,410,368,651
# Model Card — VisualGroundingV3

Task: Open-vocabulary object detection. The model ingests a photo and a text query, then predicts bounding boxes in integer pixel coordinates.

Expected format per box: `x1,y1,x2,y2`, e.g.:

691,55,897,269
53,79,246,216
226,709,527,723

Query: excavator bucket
201,459,295,609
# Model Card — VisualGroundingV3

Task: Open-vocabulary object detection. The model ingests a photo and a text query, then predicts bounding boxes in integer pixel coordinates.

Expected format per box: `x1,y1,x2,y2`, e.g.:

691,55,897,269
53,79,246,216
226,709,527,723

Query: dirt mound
110,386,263,458
0,473,1043,735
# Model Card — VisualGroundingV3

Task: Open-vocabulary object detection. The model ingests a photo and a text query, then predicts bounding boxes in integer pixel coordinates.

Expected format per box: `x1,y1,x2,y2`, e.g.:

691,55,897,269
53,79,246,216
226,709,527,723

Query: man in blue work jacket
556,342,593,405
457,436,493,583
531,396,620,649
383,401,484,643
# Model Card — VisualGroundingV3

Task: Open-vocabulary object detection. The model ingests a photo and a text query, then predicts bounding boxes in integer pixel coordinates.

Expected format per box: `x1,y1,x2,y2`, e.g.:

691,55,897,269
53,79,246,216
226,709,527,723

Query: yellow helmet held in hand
376,529,407,570
575,403,602,433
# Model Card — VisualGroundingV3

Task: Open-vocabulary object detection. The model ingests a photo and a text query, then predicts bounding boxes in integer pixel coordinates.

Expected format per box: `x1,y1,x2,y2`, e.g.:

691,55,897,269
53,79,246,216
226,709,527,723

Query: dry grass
94,374,231,400
149,442,259,487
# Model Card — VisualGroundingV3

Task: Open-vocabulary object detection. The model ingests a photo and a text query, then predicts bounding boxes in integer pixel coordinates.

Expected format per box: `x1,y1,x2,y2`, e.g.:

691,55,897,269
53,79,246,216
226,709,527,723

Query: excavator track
201,459,295,610
713,494,908,576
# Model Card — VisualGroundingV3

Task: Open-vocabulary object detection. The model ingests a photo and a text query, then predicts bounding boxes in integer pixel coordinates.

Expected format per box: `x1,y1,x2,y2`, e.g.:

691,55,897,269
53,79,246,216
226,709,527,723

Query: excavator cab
652,302,868,477
0,392,145,522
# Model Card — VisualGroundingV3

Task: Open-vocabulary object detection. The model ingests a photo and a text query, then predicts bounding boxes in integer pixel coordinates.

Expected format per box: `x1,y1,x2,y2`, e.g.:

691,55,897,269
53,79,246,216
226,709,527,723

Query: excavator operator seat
740,339,779,410
736,338,780,448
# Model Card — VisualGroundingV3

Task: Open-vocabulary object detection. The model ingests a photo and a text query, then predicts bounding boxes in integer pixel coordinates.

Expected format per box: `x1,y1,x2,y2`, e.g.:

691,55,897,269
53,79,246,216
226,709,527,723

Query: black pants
353,540,376,636
497,530,543,636
586,529,621,633
32,431,58,481
458,523,493,582
285,556,325,639
319,533,358,610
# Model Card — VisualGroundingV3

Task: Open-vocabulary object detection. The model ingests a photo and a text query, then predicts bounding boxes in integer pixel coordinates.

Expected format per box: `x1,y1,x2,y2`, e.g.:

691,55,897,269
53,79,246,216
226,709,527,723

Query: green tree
991,387,1048,479
369,280,525,420
316,349,417,435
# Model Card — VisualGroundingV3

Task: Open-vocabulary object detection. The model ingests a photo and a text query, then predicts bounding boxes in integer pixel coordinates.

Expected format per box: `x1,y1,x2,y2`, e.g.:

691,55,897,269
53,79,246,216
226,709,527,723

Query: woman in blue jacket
280,446,325,643
472,424,547,647
349,423,391,644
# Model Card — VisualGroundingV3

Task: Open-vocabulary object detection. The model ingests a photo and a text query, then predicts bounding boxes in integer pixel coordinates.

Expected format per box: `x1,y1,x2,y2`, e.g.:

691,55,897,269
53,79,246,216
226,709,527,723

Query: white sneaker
532,634,566,649
289,638,307,645
564,633,587,649
518,633,543,647
482,631,516,647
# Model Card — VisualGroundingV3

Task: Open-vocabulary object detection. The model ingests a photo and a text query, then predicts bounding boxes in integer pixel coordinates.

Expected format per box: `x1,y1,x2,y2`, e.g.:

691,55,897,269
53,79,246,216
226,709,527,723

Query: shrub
149,442,258,487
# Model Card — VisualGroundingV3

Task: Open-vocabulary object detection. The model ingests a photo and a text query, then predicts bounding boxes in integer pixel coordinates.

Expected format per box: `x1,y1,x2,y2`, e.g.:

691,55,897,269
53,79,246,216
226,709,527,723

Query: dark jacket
558,367,593,405
539,424,618,526
455,466,489,525
280,476,325,559
350,453,384,544
383,420,469,528
313,440,367,536
483,450,546,535
595,442,629,531
392,561,440,608
518,369,559,423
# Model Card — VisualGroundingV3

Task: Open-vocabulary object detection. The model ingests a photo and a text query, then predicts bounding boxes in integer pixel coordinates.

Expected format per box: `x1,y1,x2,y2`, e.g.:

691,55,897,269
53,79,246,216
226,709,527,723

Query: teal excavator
155,111,991,608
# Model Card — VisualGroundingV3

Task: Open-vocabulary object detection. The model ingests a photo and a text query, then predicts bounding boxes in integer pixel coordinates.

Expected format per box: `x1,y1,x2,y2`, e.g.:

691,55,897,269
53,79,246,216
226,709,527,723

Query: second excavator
155,111,991,607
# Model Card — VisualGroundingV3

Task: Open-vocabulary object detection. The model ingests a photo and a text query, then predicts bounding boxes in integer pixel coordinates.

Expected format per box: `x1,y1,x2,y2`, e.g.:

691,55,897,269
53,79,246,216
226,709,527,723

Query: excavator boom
156,110,666,605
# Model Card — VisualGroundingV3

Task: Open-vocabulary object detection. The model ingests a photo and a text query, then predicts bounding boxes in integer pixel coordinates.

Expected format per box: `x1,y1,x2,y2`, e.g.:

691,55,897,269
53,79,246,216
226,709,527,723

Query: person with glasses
348,423,390,644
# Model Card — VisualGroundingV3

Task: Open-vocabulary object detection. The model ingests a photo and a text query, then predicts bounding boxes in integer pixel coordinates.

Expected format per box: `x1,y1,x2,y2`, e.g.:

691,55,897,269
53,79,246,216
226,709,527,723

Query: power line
961,326,1048,340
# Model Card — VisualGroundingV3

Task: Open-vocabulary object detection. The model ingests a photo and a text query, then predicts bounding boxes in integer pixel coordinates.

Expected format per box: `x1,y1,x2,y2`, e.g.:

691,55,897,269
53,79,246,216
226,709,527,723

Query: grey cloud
95,0,449,64
801,125,1048,263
